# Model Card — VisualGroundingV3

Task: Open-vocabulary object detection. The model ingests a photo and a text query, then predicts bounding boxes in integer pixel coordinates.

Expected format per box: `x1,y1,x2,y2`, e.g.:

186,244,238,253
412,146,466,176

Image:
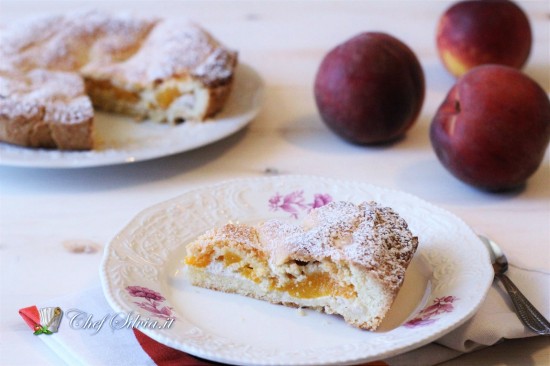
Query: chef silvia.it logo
19,305,175,336
66,309,175,335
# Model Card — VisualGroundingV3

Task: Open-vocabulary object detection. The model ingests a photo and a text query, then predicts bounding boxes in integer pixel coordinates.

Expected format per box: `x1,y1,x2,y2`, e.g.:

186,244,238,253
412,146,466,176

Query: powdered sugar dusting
0,69,93,124
95,20,237,86
0,98,42,120
0,9,237,89
45,98,93,125
258,201,419,292
1,10,157,73
1,9,236,87
193,48,236,84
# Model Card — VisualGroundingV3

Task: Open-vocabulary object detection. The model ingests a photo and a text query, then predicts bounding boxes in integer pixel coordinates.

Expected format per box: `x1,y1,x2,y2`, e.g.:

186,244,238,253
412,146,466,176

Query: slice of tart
185,201,418,331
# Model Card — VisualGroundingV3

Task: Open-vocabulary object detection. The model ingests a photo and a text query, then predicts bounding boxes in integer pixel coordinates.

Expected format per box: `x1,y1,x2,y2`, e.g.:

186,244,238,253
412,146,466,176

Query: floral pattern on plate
404,296,458,328
126,286,174,319
268,190,332,218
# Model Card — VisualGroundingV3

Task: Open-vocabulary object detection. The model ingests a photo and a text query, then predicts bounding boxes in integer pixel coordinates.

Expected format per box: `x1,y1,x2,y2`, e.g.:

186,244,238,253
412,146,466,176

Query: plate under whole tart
0,64,263,168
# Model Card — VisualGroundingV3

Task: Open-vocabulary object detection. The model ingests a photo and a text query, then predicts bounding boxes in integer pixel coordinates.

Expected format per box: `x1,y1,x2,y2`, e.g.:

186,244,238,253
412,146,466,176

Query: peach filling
184,249,213,268
185,249,241,268
186,250,357,299
86,79,139,103
239,265,261,283
272,272,356,299
156,87,182,109
223,251,242,266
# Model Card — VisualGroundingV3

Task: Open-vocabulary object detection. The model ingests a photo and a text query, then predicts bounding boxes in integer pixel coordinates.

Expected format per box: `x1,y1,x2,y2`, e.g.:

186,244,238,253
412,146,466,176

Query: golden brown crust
201,81,235,120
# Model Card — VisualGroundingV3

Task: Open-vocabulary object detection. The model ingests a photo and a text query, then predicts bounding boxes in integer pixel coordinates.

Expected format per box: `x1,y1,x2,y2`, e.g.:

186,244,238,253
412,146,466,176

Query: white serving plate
100,176,493,365
0,64,263,168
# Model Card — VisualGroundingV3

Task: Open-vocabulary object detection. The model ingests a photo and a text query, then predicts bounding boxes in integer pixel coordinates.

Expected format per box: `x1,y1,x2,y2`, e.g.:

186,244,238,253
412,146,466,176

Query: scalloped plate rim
100,175,493,365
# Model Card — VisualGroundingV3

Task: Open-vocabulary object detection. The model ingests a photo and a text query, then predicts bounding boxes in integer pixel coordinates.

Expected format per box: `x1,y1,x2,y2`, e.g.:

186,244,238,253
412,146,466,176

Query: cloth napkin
20,265,549,366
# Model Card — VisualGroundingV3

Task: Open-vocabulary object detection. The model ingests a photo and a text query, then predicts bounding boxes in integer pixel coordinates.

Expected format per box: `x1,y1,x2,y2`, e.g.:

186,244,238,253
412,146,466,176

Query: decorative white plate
0,64,263,168
100,176,493,365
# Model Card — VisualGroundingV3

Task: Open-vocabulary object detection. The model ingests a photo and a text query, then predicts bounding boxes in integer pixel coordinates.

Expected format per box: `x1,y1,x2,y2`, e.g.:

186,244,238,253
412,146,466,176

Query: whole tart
0,10,238,150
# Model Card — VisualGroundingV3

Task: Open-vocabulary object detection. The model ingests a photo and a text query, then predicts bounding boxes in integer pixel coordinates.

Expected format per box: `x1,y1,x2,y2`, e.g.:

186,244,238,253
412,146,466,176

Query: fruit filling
186,249,357,299
156,86,182,109
86,79,140,102
272,272,357,299
222,251,242,266
184,249,213,268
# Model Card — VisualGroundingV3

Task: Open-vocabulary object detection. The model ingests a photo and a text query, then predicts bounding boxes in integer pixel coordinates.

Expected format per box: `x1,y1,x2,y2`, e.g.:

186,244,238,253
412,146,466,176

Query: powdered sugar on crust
1,10,237,88
104,20,236,87
0,69,93,124
1,10,158,73
258,201,419,292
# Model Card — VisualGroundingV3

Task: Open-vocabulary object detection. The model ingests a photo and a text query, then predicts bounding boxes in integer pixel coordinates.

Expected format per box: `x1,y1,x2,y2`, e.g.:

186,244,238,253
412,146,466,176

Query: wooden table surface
1,1,549,365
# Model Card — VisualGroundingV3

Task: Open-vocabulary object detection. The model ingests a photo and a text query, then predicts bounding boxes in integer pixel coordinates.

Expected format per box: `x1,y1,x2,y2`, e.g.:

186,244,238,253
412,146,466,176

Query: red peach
314,32,425,144
430,65,550,191
436,0,532,77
